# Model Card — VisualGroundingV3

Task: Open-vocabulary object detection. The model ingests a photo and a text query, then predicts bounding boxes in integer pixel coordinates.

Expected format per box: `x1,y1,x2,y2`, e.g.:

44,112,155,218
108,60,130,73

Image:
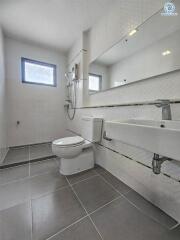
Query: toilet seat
53,136,85,148
52,137,91,160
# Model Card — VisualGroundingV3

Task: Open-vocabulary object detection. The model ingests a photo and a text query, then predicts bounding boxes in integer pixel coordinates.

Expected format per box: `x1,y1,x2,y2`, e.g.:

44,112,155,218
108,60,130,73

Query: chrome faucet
155,99,172,120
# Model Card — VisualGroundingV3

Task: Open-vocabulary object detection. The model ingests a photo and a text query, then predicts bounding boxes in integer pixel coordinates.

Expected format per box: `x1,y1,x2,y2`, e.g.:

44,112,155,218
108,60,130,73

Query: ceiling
0,0,118,52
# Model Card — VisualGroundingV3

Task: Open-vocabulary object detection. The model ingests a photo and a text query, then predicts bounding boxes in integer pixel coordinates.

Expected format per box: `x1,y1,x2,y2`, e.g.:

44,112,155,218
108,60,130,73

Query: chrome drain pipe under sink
152,153,172,174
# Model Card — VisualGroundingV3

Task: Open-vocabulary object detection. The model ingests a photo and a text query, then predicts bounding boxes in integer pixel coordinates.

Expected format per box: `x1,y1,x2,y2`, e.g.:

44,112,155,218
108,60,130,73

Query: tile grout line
0,185,71,215
89,195,122,215
30,184,70,201
0,163,95,187
70,173,99,186
65,176,104,240
0,160,59,187
1,162,177,232
0,156,55,171
46,215,88,240
0,142,55,170
0,174,30,187
0,162,29,171
46,197,122,240
95,169,177,230
45,178,121,239
0,169,59,187
122,193,179,231
45,192,122,239
0,186,71,214
30,200,33,240
94,170,123,196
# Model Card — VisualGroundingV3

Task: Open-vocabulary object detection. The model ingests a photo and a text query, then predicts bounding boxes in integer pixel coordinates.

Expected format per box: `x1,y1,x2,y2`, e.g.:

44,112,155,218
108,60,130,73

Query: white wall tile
66,0,180,221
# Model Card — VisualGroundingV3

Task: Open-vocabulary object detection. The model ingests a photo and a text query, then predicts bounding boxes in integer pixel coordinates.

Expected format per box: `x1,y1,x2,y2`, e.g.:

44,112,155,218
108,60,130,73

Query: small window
21,58,57,87
88,73,102,93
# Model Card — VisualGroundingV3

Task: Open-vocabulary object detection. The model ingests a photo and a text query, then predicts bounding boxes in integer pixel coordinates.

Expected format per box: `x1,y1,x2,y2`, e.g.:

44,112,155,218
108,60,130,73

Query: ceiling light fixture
162,50,171,56
129,29,137,36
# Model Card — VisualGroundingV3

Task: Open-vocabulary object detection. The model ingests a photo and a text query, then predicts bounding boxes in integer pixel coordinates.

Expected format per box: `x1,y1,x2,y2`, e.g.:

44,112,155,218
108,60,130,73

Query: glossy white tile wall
0,27,8,163
66,0,180,220
67,104,180,221
67,104,180,180
5,37,67,146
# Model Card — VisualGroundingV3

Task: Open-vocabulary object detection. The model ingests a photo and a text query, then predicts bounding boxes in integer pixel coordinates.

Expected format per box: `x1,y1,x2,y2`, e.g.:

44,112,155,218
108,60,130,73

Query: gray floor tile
0,178,30,211
2,146,29,165
67,168,98,185
30,158,58,176
161,226,180,240
73,176,119,213
0,164,29,185
30,171,68,199
32,187,86,240
30,143,53,160
91,198,179,240
0,170,68,210
0,202,31,240
49,217,101,240
126,190,178,229
94,165,108,175
100,171,132,195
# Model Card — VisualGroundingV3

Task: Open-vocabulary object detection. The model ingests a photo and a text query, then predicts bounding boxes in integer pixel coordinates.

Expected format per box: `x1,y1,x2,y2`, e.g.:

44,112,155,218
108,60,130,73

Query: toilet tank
81,116,103,142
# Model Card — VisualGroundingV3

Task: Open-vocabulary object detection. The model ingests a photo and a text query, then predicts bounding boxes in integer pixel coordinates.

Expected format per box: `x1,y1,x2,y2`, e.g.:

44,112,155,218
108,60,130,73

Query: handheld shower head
65,72,71,81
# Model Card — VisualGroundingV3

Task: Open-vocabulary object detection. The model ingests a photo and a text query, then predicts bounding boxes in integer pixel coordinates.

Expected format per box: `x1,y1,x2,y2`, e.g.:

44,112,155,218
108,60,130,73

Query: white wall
67,0,180,221
0,27,8,163
5,38,67,147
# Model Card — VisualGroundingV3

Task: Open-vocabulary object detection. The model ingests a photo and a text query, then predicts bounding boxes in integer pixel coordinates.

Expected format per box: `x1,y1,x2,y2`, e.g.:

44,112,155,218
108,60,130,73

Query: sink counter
105,119,180,161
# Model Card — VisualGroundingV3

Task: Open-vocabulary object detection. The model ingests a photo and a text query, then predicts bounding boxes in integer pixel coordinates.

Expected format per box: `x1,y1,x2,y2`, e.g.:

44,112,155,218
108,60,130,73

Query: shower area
0,143,54,169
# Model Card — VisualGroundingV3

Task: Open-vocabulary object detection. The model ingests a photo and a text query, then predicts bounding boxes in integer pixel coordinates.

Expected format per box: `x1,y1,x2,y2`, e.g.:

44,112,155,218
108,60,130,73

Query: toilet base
59,148,94,176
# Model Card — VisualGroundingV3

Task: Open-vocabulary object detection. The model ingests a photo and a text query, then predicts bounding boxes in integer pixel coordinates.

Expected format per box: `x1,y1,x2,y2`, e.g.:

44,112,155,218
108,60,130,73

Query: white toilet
52,116,103,175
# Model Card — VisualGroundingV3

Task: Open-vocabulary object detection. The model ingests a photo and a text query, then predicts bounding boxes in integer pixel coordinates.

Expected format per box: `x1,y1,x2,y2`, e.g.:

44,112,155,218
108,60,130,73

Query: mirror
88,1,180,94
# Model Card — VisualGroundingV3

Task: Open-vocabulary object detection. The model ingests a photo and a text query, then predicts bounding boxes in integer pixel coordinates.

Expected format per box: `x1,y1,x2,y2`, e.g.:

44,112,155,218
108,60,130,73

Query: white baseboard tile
94,144,180,222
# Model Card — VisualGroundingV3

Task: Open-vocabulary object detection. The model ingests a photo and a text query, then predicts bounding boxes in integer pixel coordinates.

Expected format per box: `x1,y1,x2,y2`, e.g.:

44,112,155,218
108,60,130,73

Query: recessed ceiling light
162,50,171,56
129,29,137,36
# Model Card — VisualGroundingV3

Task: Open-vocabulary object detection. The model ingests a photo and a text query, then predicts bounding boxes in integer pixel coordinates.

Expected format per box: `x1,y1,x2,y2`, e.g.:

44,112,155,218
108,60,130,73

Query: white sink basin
105,119,180,161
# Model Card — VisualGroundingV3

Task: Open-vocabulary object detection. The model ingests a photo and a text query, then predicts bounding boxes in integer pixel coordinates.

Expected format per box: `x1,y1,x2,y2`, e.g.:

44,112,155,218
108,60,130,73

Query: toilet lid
53,136,84,147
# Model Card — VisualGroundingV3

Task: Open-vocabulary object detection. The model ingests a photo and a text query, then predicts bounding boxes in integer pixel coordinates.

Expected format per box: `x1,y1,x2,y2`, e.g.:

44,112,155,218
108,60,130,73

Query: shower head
65,72,72,82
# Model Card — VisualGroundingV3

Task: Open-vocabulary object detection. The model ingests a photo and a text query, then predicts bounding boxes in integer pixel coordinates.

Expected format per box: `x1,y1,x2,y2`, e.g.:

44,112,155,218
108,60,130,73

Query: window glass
21,58,56,86
89,74,102,92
